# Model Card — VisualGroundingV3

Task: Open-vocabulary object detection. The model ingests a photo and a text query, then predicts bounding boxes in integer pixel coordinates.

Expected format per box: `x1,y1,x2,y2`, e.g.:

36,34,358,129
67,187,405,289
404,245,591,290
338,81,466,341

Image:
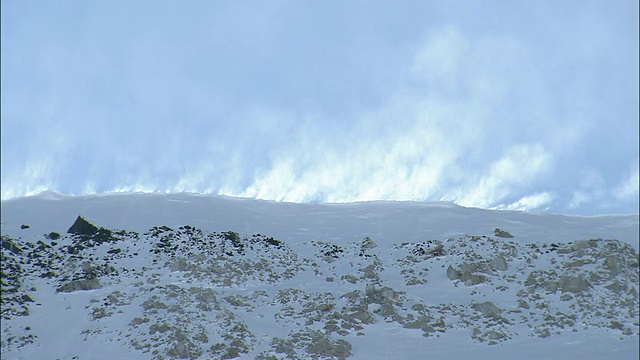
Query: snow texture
1,192,638,359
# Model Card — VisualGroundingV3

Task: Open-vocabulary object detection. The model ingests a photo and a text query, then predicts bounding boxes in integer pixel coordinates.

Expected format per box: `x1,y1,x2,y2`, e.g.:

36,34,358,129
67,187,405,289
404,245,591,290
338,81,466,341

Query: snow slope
1,192,638,359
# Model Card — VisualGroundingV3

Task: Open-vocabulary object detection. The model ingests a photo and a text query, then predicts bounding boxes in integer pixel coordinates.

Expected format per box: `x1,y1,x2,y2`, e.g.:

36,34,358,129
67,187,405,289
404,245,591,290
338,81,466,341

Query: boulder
472,301,502,317
67,216,98,235
1,237,23,255
82,261,98,279
361,237,377,250
57,278,102,293
348,309,375,324
447,265,461,280
559,275,591,293
463,273,487,286
494,228,513,238
366,285,400,304
518,300,530,309
490,255,509,271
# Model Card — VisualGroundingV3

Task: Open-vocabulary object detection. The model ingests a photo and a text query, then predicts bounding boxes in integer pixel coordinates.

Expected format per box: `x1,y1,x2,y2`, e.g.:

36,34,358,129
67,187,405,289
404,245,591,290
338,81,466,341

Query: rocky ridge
1,218,638,359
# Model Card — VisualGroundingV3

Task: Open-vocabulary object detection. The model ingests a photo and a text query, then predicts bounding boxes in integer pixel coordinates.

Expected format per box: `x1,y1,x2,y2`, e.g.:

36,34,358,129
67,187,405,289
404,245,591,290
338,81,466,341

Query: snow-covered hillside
1,192,638,359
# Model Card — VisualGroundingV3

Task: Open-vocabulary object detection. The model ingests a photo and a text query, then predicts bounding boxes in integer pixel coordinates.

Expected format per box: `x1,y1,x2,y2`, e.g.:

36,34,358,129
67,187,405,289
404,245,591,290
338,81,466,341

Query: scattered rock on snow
57,278,102,293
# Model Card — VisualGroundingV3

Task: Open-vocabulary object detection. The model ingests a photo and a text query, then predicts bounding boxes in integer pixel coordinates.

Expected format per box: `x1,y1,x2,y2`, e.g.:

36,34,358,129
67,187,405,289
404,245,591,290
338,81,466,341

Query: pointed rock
361,237,377,250
67,215,98,235
472,301,502,317
446,265,461,280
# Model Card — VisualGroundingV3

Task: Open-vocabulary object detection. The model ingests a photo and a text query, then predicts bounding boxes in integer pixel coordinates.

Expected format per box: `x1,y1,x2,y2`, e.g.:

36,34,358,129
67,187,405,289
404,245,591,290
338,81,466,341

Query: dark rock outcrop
494,228,514,238
1,236,23,255
67,216,98,235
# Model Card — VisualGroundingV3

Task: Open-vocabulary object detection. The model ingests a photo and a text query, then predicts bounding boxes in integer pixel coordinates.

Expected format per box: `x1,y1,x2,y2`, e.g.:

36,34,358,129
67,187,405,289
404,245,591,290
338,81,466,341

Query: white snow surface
1,192,638,360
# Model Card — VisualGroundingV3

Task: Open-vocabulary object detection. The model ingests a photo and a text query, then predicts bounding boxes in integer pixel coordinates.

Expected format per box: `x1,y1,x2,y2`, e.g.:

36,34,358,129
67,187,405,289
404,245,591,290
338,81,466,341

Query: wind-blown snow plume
1,1,637,214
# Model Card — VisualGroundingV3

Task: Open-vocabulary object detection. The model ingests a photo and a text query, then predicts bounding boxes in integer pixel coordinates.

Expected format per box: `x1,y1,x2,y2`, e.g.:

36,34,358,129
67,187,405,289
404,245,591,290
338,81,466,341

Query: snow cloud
614,158,640,202
1,1,638,214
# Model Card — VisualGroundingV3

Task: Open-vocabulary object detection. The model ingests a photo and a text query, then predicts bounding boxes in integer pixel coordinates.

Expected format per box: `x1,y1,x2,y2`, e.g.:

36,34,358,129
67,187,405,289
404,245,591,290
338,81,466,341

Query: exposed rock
571,239,598,251
349,309,376,324
376,302,401,321
564,259,593,268
366,285,401,305
20,224,30,230
559,275,591,293
490,255,509,271
3,218,639,358
82,261,98,279
340,290,360,302
605,281,625,293
304,330,352,360
486,330,506,340
57,278,102,293
361,237,377,250
171,257,189,272
167,329,202,359
461,262,494,276
446,265,461,280
557,239,599,255
447,263,490,286
341,274,358,284
403,317,428,329
1,237,23,254
225,296,248,307
472,301,502,317
463,273,487,286
494,228,513,238
605,256,620,275
67,216,98,235
518,300,530,309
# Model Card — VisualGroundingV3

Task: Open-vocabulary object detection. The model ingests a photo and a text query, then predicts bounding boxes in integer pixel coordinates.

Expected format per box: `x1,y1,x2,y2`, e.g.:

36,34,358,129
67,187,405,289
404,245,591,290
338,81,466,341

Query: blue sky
1,0,638,214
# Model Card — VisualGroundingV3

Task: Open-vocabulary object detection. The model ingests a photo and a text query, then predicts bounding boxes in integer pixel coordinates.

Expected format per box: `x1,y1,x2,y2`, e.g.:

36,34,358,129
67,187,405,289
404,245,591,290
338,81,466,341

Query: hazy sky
1,1,638,214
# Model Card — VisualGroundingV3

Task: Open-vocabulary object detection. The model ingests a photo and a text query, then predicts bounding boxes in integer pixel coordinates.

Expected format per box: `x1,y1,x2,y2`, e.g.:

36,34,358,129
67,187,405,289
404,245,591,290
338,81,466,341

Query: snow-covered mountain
1,192,638,359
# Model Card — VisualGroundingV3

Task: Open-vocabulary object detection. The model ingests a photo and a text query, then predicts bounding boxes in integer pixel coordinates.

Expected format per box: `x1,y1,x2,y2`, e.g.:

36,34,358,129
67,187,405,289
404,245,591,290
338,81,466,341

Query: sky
1,0,638,214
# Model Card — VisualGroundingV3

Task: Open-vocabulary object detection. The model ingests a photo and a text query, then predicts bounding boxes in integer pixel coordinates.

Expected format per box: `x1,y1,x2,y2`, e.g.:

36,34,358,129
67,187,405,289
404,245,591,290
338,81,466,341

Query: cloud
613,158,640,202
1,2,637,215
451,144,553,208
566,159,639,212
492,192,554,212
0,159,54,199
223,24,559,206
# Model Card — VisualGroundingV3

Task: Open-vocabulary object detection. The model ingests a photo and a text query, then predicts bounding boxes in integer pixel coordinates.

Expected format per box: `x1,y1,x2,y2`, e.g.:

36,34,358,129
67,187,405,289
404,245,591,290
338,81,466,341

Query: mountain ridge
1,194,638,359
